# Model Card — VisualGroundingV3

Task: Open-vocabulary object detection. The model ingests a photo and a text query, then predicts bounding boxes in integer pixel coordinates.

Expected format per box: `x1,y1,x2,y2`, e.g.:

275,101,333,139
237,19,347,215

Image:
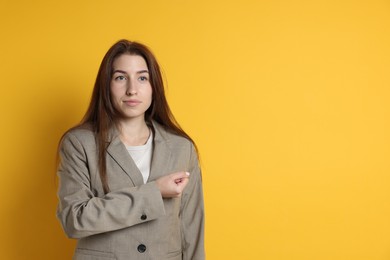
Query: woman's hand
155,171,190,198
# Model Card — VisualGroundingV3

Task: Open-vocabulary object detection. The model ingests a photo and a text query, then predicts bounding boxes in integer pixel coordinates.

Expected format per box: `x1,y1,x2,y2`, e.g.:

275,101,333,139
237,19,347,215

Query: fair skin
110,54,189,198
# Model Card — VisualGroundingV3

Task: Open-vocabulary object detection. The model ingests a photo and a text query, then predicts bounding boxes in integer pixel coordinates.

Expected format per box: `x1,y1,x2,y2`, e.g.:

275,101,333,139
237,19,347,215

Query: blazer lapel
106,133,144,187
148,122,172,181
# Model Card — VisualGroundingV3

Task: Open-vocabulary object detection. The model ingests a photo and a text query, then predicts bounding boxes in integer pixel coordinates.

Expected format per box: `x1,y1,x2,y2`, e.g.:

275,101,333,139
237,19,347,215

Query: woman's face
110,54,153,122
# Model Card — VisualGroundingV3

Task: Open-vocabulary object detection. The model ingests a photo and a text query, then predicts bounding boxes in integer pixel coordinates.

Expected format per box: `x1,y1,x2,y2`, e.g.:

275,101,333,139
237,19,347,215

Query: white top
125,133,153,184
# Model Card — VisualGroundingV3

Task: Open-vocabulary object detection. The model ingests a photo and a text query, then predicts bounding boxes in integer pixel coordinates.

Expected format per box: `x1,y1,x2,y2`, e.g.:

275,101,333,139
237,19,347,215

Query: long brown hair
62,39,196,194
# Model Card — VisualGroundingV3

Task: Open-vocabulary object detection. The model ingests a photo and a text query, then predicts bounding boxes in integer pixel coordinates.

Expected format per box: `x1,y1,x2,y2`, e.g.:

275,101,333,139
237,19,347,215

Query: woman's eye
139,76,148,81
115,75,126,81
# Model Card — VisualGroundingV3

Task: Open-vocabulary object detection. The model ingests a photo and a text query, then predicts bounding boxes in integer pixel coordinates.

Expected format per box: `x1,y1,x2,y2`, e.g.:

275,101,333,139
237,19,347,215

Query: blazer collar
105,121,172,186
150,121,172,180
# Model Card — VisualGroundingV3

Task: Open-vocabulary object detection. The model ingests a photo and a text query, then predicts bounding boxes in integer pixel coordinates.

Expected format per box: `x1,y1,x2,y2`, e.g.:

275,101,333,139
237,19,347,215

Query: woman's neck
118,118,151,146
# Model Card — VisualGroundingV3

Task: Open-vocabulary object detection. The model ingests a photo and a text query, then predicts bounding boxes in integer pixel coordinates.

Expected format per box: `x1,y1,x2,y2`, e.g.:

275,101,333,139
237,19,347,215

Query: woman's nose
126,80,137,95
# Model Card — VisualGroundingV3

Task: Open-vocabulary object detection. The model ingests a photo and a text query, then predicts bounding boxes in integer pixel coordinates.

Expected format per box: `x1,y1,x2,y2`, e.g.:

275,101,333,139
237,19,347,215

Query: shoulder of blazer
63,121,193,151
151,120,192,149
63,125,96,146
63,123,119,146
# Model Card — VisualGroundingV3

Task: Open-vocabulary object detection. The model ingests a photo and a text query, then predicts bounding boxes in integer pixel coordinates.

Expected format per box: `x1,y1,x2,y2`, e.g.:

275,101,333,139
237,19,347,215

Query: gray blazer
57,121,205,260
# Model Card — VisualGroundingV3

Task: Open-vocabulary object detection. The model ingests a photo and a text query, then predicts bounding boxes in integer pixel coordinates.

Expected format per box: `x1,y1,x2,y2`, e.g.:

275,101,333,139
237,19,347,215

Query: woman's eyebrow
112,69,149,74
112,69,127,74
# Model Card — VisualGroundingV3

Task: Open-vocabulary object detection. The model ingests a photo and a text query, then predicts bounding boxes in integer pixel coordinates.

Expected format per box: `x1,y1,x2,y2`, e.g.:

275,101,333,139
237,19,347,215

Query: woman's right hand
155,171,190,198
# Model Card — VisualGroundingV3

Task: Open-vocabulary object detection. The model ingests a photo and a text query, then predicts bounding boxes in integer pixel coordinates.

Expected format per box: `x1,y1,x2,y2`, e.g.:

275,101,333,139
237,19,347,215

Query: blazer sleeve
181,143,205,260
56,132,166,239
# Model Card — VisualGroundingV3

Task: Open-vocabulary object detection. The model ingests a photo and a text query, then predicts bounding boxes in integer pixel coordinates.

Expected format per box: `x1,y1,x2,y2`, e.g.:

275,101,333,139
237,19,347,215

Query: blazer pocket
74,248,116,260
166,249,182,260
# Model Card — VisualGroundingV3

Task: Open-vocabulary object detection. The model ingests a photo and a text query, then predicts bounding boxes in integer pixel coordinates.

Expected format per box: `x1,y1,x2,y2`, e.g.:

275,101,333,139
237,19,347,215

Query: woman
57,39,205,260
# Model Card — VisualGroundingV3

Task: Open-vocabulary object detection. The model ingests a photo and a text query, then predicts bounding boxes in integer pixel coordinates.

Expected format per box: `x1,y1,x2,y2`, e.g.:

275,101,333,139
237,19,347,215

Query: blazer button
137,244,147,253
141,214,147,220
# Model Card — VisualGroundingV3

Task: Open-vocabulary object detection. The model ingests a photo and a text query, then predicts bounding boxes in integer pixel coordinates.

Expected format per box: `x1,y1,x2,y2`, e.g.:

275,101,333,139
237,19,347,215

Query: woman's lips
123,100,141,107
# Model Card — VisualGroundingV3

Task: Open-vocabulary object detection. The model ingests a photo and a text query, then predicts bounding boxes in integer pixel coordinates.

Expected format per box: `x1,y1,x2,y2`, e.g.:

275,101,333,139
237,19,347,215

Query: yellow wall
1,0,389,259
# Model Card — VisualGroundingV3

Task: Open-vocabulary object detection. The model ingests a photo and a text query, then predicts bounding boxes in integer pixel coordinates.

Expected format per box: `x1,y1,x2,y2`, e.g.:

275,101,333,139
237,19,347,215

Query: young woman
56,40,205,260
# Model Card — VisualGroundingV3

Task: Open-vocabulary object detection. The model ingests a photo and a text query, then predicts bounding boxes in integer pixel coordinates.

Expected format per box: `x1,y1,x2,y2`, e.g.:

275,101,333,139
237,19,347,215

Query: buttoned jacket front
57,121,205,260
